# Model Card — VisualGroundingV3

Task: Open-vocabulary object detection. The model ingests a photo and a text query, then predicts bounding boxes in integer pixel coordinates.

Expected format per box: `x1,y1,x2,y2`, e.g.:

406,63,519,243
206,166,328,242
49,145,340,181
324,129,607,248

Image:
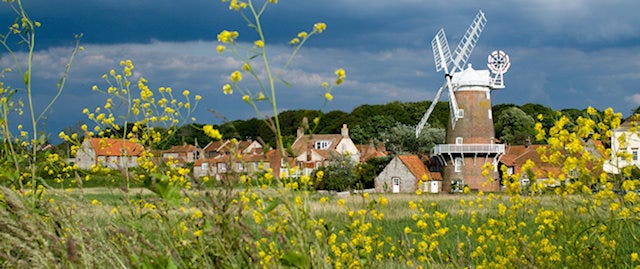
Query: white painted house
291,124,360,176
375,155,442,193
75,138,145,170
604,115,640,174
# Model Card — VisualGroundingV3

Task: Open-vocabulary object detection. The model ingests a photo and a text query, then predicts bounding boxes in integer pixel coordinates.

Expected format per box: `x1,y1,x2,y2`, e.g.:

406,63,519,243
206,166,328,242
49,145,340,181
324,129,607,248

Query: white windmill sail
415,10,487,137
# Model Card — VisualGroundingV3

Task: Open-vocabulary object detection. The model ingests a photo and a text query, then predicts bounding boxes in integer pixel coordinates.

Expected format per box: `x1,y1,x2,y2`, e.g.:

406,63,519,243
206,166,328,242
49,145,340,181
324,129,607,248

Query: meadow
2,182,639,268
1,0,640,268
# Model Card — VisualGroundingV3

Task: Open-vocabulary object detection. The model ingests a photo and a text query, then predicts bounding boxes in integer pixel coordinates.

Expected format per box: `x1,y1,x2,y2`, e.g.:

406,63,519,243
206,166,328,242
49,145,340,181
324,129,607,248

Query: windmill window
457,109,465,118
456,137,463,144
488,109,492,119
486,92,490,99
454,158,462,173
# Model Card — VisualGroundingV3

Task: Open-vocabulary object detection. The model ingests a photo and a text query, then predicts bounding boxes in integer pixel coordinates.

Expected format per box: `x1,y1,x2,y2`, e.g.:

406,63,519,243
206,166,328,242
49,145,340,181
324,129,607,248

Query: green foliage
313,154,358,191
349,115,396,144
520,103,555,130
495,107,536,144
356,156,392,189
380,123,445,156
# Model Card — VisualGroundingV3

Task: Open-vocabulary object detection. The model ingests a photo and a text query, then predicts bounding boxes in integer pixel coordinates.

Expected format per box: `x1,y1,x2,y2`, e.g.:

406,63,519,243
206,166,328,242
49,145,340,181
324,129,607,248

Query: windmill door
392,177,400,193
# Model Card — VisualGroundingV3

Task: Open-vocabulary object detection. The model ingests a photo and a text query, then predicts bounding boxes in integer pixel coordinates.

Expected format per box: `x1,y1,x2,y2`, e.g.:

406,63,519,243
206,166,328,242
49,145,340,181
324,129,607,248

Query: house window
488,109,492,119
218,163,227,172
454,158,462,173
314,140,330,150
202,162,209,170
237,162,244,171
457,109,464,118
455,137,463,144
506,166,514,175
633,148,638,161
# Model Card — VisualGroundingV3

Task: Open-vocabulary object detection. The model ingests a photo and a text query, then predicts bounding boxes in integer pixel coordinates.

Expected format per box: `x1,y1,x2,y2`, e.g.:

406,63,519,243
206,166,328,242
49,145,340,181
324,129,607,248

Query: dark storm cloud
1,0,640,138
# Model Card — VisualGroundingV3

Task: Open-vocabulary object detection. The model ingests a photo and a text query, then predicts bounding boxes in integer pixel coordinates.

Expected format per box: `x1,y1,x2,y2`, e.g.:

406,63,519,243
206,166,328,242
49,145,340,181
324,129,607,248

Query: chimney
341,124,349,138
297,127,304,139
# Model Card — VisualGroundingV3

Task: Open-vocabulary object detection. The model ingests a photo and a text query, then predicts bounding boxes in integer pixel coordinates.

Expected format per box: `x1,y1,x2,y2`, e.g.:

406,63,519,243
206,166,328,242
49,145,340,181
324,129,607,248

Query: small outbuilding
375,155,442,193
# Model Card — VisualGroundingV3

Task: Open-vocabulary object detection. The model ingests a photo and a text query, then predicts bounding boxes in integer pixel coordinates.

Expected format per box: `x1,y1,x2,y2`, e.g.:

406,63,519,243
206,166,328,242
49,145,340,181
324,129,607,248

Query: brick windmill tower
415,10,510,192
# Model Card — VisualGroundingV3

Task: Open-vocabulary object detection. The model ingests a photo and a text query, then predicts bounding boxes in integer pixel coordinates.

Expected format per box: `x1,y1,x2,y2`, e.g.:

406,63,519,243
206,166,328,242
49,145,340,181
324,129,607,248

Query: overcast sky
1,0,639,138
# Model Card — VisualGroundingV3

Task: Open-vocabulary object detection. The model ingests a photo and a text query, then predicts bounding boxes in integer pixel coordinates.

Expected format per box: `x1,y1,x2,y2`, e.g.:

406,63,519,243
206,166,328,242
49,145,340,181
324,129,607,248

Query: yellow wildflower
230,70,242,83
313,22,327,33
222,84,233,95
203,125,222,140
325,92,333,101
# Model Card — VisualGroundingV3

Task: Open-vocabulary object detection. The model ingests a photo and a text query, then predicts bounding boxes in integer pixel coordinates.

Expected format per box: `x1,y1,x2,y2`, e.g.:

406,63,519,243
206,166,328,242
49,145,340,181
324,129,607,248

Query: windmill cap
451,65,491,88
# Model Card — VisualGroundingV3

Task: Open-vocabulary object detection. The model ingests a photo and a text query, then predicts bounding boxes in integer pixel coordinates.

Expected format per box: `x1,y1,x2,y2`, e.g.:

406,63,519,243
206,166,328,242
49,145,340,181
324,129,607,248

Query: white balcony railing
432,144,505,156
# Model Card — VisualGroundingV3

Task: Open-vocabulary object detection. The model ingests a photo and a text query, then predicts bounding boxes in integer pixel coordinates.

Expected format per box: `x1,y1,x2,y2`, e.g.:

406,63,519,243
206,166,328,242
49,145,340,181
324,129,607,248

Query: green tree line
58,101,623,155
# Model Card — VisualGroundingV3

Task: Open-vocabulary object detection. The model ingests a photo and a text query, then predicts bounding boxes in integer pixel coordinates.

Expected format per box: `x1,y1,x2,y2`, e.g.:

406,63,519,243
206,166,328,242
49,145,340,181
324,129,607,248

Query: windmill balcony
432,144,505,156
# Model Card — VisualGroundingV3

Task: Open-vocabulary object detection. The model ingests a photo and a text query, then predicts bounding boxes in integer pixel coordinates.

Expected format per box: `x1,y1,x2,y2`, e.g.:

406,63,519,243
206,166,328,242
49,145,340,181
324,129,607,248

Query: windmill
416,10,510,193
415,10,487,137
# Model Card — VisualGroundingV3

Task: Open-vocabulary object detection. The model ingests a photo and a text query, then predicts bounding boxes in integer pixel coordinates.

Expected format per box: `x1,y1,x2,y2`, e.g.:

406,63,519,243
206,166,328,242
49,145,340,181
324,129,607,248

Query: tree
355,156,392,189
520,103,555,130
349,115,396,144
380,123,445,156
313,153,358,191
495,107,535,145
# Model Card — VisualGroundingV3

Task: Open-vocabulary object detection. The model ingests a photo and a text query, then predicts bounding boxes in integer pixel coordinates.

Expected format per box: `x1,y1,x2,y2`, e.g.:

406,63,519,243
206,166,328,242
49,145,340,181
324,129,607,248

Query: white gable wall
374,156,418,193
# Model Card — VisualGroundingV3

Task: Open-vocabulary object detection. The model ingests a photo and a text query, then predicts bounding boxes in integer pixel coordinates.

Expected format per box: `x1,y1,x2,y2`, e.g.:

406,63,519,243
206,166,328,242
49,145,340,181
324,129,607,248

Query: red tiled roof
89,138,144,157
357,142,388,161
291,134,342,156
500,144,564,179
429,172,443,181
203,140,229,152
398,155,430,181
164,144,198,153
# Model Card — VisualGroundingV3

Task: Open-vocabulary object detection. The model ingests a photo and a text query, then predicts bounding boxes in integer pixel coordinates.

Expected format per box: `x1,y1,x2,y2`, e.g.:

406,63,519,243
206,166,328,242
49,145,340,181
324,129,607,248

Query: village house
375,155,442,193
604,115,640,174
499,139,604,188
356,139,388,162
291,124,360,176
193,139,266,179
161,143,203,165
193,125,372,180
499,144,560,186
75,138,145,170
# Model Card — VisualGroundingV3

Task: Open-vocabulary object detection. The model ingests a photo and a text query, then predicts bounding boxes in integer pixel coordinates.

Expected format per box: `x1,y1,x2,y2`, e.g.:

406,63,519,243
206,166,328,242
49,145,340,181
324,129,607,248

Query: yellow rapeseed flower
254,40,264,48
335,68,346,85
203,125,222,140
325,92,333,101
230,71,242,83
216,45,226,53
222,84,233,95
313,22,327,33
217,30,239,43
